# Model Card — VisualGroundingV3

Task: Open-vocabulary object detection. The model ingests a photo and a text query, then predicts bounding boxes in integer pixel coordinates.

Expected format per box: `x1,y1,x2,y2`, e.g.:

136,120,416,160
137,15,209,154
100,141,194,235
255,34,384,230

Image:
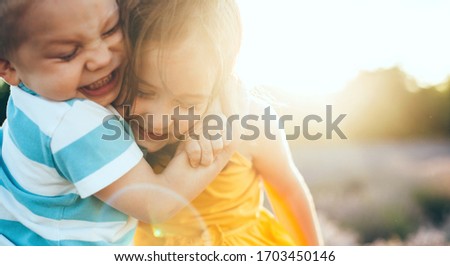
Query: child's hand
184,99,231,167
183,77,247,167
184,128,223,167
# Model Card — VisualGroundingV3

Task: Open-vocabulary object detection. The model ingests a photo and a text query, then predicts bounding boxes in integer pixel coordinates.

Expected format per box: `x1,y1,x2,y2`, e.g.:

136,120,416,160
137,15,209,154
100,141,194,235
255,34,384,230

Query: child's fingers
203,118,225,157
219,114,232,148
198,135,214,166
210,136,224,158
185,140,202,167
222,130,232,148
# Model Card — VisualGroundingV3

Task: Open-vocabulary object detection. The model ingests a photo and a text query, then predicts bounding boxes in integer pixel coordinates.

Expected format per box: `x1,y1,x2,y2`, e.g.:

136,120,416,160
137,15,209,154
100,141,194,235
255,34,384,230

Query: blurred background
1,0,449,245
235,0,450,245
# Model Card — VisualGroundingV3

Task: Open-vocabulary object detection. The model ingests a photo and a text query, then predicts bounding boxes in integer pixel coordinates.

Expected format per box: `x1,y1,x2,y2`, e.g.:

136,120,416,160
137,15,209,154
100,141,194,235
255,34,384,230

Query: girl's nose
146,102,175,135
148,113,171,135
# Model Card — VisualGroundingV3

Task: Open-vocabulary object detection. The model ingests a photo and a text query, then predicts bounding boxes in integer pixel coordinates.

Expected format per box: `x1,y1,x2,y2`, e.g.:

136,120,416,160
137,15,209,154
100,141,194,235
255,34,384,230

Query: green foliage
336,67,450,140
348,205,419,243
0,81,10,123
415,187,450,226
0,80,8,93
336,193,421,244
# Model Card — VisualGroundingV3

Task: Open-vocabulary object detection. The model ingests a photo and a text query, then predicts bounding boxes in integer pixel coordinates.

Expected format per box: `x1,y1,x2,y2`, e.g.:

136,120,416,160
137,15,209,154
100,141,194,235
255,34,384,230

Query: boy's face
8,0,124,106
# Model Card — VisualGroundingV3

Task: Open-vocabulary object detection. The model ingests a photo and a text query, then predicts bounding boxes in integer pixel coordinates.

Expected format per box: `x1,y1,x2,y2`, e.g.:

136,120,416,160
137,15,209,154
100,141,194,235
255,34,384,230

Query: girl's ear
0,59,20,86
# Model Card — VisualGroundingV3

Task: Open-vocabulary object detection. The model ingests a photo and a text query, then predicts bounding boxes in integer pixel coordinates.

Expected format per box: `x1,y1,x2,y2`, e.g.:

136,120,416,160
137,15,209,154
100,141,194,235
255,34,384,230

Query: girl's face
129,34,218,152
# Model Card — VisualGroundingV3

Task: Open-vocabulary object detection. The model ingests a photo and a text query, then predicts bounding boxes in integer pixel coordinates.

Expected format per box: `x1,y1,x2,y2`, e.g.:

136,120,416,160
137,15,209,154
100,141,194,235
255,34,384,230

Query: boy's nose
85,40,113,71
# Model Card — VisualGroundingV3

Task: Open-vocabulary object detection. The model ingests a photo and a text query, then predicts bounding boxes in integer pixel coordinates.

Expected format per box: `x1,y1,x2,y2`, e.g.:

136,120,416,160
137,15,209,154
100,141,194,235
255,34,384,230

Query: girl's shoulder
248,95,274,115
226,79,281,160
236,96,278,160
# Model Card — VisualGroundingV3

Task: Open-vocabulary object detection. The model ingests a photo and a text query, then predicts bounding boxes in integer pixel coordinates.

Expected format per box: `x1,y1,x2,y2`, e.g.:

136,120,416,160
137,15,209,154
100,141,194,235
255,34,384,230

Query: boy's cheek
109,30,127,57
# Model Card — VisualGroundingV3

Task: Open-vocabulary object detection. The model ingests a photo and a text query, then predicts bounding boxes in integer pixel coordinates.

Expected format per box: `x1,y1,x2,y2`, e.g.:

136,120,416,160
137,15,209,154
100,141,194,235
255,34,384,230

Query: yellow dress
134,152,296,246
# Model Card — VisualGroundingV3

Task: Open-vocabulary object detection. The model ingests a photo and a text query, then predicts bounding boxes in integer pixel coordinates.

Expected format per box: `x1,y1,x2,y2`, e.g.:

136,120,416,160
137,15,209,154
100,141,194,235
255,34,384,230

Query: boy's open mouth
79,70,118,97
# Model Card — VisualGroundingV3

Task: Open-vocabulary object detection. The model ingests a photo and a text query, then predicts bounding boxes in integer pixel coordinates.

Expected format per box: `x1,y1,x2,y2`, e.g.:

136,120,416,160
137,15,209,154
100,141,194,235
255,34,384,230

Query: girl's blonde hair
118,0,244,115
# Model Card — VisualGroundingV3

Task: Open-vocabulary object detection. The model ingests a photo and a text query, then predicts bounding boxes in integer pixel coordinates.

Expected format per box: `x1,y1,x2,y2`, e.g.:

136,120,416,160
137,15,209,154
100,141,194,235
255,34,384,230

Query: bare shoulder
247,96,274,114
234,97,281,159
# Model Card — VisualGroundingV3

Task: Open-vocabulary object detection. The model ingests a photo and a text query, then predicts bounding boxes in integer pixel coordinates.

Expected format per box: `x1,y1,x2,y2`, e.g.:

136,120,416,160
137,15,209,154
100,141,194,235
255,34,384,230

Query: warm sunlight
0,0,449,250
236,0,450,98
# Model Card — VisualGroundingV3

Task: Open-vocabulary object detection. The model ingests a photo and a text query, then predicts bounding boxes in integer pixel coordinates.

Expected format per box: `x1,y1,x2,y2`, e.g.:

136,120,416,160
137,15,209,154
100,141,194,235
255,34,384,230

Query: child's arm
250,104,323,245
95,141,234,224
49,100,234,225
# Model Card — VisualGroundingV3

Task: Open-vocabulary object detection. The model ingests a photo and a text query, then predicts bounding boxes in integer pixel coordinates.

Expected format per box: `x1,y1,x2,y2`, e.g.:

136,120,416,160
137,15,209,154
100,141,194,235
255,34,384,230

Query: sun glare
236,0,450,99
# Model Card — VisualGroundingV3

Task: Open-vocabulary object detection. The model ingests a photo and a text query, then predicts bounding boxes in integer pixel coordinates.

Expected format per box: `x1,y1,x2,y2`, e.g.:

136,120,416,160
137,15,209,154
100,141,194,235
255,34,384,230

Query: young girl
120,0,323,245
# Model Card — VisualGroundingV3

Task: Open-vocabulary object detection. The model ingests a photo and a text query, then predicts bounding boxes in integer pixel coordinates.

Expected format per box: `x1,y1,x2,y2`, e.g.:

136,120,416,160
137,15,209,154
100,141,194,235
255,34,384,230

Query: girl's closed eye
177,101,209,114
137,89,156,99
176,97,207,109
178,102,196,109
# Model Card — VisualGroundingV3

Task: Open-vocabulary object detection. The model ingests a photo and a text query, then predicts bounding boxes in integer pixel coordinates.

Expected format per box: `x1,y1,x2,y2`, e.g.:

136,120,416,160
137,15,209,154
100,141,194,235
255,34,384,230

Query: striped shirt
0,85,143,245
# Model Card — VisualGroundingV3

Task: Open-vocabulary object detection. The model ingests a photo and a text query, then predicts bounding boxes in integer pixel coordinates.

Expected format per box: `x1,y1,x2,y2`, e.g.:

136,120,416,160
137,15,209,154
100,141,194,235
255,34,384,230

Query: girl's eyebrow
179,93,210,101
138,78,157,88
138,78,158,89
136,76,210,101
138,78,209,100
138,78,209,101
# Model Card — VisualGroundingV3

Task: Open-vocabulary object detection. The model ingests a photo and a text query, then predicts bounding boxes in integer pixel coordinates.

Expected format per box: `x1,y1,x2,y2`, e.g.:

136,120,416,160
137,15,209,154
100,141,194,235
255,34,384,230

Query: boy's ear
0,59,20,86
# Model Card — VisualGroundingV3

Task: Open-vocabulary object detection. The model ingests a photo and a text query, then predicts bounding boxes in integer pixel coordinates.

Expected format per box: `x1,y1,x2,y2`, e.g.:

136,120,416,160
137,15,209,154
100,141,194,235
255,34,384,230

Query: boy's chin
92,89,120,107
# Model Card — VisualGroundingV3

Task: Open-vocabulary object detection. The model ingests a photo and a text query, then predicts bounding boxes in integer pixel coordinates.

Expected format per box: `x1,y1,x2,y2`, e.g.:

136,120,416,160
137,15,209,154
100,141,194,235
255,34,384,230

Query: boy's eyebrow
46,39,79,46
43,6,120,46
104,7,120,26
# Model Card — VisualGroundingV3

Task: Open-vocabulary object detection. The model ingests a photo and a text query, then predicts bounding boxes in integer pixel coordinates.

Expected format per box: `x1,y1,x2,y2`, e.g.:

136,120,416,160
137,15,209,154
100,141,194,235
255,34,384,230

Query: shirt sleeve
50,100,143,198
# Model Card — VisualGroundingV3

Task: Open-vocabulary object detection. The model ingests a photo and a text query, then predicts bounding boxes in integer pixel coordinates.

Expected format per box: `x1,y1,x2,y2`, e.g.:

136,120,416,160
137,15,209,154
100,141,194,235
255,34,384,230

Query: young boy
0,0,232,245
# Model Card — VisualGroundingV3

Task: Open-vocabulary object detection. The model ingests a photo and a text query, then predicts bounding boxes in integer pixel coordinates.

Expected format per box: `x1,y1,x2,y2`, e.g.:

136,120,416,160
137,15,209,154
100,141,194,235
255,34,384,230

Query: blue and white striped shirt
0,85,143,245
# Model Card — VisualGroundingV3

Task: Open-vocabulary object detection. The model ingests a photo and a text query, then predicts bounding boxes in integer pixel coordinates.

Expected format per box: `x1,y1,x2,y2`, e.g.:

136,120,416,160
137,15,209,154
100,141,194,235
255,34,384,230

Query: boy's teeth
84,73,113,90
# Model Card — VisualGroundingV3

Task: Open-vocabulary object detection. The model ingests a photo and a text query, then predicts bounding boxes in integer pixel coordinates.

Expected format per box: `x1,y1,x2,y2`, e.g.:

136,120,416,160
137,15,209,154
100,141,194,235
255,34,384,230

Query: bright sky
236,0,450,98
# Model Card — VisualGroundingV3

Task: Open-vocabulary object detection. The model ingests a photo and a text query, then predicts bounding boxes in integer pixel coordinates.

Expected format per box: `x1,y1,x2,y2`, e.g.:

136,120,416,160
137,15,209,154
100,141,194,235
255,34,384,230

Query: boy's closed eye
58,47,80,62
102,20,121,38
45,17,121,62
56,22,120,62
41,45,80,62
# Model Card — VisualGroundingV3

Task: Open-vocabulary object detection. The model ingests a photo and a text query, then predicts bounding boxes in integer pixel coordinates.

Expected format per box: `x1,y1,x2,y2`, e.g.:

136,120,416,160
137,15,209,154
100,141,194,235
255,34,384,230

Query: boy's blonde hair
119,0,243,113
